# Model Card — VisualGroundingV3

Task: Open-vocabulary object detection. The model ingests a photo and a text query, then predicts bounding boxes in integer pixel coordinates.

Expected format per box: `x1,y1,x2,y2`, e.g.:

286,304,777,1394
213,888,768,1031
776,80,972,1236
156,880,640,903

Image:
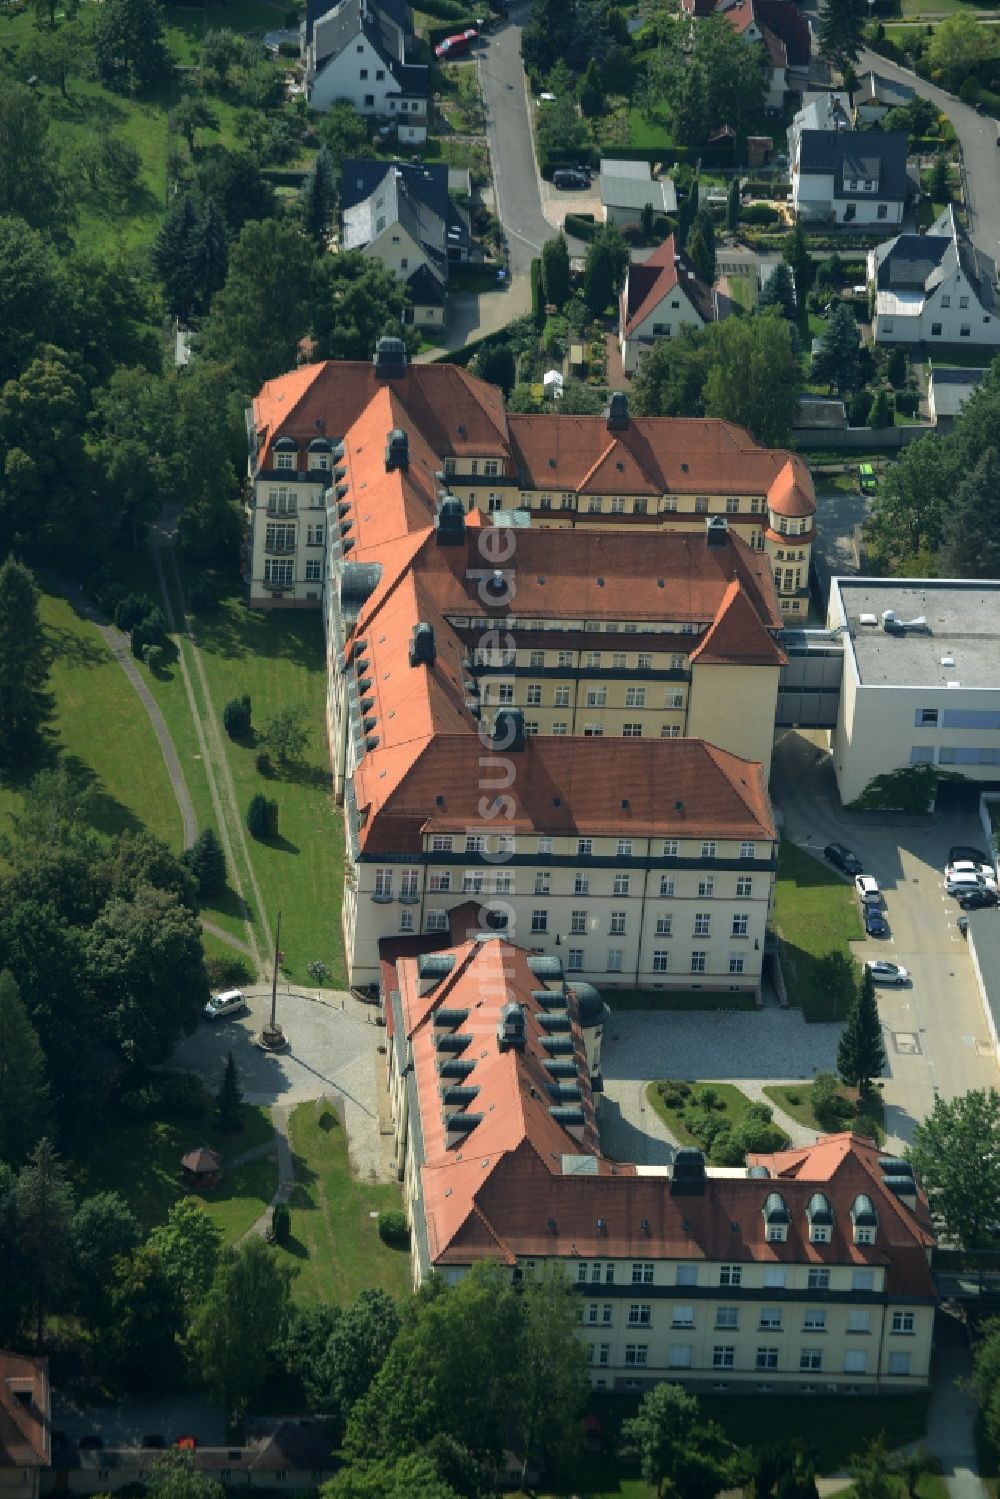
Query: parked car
553,167,590,190
434,26,477,56
855,874,882,906
204,988,248,1021
864,959,910,985
960,887,999,910
946,859,997,887
949,845,991,867
864,905,889,937
824,841,863,876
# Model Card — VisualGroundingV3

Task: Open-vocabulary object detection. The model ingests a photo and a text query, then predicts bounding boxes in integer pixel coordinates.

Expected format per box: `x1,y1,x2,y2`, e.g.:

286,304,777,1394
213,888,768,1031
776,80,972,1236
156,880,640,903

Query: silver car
204,989,248,1021
864,960,909,986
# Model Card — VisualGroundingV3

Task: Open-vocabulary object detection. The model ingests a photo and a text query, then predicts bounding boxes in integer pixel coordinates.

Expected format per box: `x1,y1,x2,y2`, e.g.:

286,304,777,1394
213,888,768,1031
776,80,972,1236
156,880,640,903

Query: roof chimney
373,336,407,380
606,390,629,431
435,495,466,546
706,515,729,547
408,621,436,667
385,428,409,472
492,707,526,753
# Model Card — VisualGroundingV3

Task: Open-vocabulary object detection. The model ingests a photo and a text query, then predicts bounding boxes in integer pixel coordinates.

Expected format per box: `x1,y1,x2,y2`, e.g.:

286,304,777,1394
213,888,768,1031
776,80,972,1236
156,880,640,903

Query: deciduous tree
0,86,72,237
200,219,317,390
259,705,310,765
148,1197,224,1307
0,970,49,1166
92,0,170,92
313,251,410,361
908,1088,1000,1248
0,558,53,773
107,1244,186,1387
940,446,1000,579
927,12,993,79
630,324,713,417
189,1237,296,1414
16,1137,75,1345
583,224,629,317
540,234,571,309
783,222,814,300
622,1382,737,1498
70,1191,141,1337
702,309,800,446
174,95,220,155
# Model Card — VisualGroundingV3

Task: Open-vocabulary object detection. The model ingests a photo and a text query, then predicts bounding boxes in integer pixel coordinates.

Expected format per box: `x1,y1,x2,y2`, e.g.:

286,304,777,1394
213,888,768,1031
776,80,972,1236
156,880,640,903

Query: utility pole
259,910,287,1051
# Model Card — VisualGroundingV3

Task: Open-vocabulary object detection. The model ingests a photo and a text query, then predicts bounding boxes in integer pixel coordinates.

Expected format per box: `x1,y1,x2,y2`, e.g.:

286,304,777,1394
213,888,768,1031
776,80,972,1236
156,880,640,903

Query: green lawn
0,584,183,850
646,1080,788,1154
279,1102,412,1306
827,1479,947,1499
69,1099,276,1240
771,840,863,1021
627,105,673,151
602,988,756,1011
763,1079,854,1132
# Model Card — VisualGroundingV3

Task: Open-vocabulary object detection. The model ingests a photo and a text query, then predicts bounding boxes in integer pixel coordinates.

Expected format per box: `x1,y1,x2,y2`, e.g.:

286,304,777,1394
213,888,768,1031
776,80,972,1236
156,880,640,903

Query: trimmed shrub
868,387,893,428
697,1086,724,1111
740,202,781,226
378,1209,409,1246
564,213,597,242
224,695,252,739
657,1080,690,1108
247,793,278,839
205,954,254,990
812,1071,852,1131
847,391,871,426
894,387,919,416
256,750,273,776
141,643,164,673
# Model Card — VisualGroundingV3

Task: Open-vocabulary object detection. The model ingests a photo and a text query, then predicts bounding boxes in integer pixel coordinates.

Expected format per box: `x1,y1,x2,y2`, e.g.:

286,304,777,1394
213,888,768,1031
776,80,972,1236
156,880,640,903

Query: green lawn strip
69,1101,275,1236
825,1479,947,1499
601,989,756,1011
771,840,863,1021
183,581,347,986
280,1103,411,1305
763,1080,855,1132
645,1080,786,1151
200,927,257,981
200,1153,277,1244
33,586,184,848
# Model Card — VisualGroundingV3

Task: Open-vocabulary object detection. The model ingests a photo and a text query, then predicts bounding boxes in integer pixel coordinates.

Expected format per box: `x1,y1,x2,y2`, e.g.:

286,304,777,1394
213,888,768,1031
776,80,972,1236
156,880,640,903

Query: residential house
853,69,915,124
0,1354,49,1499
619,236,717,374
599,159,677,228
868,205,999,346
43,1421,338,1495
303,0,428,140
682,0,810,109
340,159,471,327
828,576,1000,804
927,365,987,429
385,929,938,1392
245,344,816,619
789,92,910,225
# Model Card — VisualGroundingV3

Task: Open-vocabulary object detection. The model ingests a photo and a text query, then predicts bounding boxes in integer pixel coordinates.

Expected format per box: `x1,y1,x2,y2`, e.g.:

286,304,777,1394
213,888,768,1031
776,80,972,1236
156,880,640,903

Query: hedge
598,141,736,167
564,212,597,241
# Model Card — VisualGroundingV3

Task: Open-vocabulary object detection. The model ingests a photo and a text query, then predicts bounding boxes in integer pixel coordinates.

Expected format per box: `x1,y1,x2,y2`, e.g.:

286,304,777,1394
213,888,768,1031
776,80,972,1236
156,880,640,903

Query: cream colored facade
245,460,335,609
343,830,775,991
829,578,1000,804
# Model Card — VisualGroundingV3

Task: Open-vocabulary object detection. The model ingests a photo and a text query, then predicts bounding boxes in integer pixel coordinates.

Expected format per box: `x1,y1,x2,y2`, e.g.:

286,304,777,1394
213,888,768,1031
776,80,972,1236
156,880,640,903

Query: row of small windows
911,745,1000,766
263,560,323,586
574,1262,878,1290
423,872,752,900
520,722,683,739
601,1346,913,1375
581,1304,914,1334
488,685,687,709
424,836,756,859
473,646,694,667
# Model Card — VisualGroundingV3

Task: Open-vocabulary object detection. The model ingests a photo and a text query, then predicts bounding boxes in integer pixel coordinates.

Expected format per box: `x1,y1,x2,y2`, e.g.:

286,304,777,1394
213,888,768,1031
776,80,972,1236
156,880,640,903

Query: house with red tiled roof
384,930,937,1391
0,1354,49,1499
619,237,717,375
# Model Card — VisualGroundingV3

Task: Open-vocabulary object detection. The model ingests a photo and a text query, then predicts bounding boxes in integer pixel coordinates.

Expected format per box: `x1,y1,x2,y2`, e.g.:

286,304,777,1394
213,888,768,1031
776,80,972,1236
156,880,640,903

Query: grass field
279,1102,411,1305
771,841,863,1021
0,584,183,851
70,1099,276,1239
763,1079,878,1135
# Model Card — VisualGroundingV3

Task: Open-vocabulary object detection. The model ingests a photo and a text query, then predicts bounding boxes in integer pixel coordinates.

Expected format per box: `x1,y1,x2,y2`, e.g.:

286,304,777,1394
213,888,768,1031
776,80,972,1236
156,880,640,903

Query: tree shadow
274,761,332,794
201,883,253,928
257,832,300,856
276,1232,310,1260
45,622,108,670
60,752,148,840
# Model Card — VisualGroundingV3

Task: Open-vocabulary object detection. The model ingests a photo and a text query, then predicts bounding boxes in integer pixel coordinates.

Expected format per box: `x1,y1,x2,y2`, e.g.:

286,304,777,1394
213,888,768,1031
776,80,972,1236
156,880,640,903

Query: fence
795,422,934,451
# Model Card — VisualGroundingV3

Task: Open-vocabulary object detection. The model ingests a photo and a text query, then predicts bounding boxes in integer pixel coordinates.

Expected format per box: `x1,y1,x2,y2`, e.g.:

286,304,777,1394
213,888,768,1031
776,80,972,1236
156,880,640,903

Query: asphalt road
856,47,1000,258
477,8,551,276
773,730,999,1150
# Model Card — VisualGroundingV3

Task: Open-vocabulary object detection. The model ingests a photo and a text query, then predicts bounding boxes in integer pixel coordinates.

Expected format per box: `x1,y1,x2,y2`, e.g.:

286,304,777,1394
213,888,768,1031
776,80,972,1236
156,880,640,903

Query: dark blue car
865,906,888,937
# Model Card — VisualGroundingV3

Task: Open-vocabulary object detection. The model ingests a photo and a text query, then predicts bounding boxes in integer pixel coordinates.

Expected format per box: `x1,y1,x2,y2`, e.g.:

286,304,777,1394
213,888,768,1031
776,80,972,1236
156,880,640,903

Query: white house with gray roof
789,92,910,225
868,205,1000,346
304,0,428,139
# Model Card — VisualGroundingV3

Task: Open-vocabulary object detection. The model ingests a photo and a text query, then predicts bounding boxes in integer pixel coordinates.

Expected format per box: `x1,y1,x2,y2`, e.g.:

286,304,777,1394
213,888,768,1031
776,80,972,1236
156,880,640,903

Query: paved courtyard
170,986,386,1178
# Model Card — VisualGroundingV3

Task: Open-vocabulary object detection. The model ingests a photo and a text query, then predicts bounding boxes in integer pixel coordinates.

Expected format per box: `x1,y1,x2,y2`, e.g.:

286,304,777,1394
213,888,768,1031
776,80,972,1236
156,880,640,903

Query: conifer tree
216,1051,243,1132
838,966,886,1097
0,971,49,1168
16,1138,75,1346
300,146,337,248
152,191,203,322
0,558,52,774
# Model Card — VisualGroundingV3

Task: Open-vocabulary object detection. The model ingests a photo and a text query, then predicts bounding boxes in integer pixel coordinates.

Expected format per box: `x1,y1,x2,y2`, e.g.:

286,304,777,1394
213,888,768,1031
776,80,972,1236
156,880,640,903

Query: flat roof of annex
832,577,1000,691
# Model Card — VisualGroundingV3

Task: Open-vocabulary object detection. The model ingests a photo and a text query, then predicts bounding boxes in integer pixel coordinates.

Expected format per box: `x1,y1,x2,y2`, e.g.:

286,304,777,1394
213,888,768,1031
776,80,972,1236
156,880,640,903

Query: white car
855,874,882,906
865,960,910,986
204,989,248,1021
945,860,997,888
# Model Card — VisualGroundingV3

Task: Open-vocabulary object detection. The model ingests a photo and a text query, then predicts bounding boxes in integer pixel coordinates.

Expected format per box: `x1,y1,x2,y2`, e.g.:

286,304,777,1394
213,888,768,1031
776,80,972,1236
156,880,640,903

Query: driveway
477,7,552,273
772,730,999,1149
811,482,867,597
169,986,387,1176
856,47,1000,258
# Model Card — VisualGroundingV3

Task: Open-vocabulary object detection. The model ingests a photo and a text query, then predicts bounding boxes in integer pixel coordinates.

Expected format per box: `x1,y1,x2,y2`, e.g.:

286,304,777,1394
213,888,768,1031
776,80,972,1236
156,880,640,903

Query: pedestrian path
239,1104,295,1243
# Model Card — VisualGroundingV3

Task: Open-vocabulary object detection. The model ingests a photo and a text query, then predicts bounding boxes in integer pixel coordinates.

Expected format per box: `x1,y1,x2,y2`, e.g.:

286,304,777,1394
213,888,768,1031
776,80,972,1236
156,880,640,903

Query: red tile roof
689,577,789,666
393,934,936,1293
0,1353,49,1470
354,735,775,853
620,236,716,336
767,455,816,518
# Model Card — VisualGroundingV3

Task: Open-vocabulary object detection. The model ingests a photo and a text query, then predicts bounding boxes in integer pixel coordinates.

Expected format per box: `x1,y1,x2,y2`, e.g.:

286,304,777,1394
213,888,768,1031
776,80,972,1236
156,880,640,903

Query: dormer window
850,1193,878,1247
763,1191,790,1244
806,1192,833,1244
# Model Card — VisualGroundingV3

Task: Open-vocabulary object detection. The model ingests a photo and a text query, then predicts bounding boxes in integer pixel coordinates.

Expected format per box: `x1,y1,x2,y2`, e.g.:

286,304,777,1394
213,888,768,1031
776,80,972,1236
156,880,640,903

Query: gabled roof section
622,235,715,335
340,157,449,220
690,578,789,667
767,455,816,519
798,129,910,202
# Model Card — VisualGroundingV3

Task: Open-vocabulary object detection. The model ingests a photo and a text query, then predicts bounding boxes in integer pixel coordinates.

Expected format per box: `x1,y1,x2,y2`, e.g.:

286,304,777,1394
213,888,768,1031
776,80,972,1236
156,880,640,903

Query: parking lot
774,731,999,1147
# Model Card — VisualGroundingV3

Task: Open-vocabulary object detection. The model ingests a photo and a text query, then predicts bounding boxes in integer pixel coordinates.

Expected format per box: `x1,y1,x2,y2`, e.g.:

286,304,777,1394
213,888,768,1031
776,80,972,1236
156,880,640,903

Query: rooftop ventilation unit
858,612,878,626
373,336,407,379
409,621,436,668
385,428,409,473
881,609,929,635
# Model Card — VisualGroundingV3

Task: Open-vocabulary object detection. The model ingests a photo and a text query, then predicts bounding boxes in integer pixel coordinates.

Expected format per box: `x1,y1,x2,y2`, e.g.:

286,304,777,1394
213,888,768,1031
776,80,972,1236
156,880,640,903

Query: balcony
264,540,297,556
266,503,298,518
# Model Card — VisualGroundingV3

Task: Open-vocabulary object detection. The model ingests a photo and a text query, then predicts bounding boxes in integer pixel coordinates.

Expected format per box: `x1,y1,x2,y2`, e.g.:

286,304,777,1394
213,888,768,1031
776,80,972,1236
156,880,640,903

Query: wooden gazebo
181,1146,222,1191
